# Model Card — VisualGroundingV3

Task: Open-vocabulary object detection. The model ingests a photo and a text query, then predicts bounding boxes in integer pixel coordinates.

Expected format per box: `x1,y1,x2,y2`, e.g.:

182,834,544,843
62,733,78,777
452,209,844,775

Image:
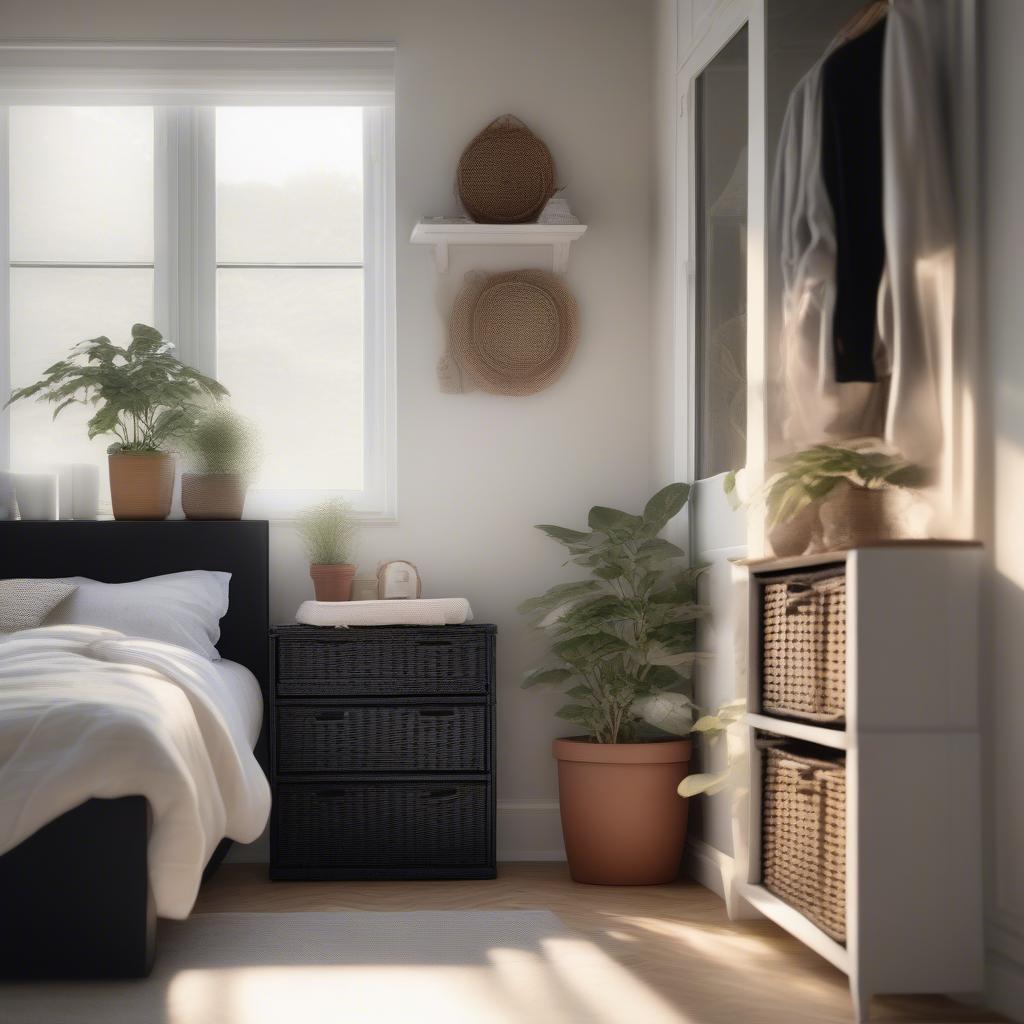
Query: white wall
980,1,1024,1016
0,0,657,860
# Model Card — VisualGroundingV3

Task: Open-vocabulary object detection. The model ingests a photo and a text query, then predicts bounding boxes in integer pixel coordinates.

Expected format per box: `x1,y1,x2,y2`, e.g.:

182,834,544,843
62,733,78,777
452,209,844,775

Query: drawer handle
422,788,460,803
417,709,456,719
314,711,351,722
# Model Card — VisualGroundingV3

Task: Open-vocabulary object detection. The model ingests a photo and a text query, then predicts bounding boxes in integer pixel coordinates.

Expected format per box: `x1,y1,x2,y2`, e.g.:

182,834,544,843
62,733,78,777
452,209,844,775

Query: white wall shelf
410,219,587,273
744,712,848,751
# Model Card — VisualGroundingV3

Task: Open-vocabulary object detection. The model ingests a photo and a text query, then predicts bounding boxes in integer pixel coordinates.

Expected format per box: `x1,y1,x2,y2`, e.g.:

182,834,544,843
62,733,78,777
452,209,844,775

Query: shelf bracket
552,242,571,274
433,241,449,274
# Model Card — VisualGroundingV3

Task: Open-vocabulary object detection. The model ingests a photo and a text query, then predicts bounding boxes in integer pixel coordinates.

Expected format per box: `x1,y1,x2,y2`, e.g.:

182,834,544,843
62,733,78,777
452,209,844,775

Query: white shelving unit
735,544,985,1022
409,219,587,273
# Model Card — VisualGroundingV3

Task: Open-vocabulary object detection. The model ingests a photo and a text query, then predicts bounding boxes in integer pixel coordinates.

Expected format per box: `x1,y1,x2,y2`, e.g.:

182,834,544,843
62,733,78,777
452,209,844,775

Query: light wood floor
196,863,1005,1024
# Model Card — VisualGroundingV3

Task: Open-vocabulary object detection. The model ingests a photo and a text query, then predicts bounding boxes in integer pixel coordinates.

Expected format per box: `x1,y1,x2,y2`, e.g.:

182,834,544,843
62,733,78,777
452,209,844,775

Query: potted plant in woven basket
180,405,261,520
4,324,226,520
520,483,739,885
763,443,931,556
299,499,358,602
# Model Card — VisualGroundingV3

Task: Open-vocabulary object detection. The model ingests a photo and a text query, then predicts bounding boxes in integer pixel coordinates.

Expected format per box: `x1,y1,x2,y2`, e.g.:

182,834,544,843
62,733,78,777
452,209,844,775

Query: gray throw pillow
0,578,78,633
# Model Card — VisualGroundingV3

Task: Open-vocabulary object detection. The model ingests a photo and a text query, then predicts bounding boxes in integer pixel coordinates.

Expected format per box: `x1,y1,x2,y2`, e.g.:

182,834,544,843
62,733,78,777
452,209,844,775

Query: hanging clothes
771,0,956,469
821,18,887,383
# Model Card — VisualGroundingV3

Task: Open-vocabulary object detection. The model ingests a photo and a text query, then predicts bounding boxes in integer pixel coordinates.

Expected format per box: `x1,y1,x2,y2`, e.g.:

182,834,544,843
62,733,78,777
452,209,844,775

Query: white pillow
0,578,78,633
44,570,231,660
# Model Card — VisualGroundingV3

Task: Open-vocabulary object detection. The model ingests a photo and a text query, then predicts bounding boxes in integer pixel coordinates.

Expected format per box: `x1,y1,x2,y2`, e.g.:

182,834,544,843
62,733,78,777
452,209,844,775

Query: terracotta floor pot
310,563,357,602
181,473,247,520
553,737,691,885
108,452,174,521
819,480,913,551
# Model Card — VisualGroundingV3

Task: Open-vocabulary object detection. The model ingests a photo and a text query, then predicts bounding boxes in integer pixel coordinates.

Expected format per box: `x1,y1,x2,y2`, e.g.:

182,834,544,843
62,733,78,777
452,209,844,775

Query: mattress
210,658,263,749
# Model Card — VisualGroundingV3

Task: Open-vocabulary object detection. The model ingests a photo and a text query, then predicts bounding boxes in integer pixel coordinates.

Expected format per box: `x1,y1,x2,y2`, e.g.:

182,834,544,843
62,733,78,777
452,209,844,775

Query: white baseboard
684,838,731,900
497,800,565,861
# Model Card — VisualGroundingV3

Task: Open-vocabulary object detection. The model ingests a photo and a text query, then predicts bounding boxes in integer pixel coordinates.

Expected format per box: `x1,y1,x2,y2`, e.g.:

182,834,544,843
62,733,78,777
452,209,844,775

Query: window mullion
155,106,216,375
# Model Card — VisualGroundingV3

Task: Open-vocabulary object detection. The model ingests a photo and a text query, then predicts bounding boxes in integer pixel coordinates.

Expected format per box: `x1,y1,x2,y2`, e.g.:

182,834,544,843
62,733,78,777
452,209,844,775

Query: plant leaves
535,524,591,547
678,770,731,798
642,483,690,531
587,505,643,535
521,667,575,688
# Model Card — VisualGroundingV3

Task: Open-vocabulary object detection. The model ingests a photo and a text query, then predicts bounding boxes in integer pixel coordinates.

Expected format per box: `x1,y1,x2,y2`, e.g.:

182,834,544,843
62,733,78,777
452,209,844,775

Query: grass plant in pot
180,405,261,520
764,443,930,554
299,499,358,601
4,324,226,520
520,483,735,885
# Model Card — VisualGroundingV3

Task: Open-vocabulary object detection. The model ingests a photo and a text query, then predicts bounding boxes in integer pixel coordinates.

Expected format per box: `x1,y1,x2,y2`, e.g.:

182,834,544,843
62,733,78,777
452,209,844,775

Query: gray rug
0,911,686,1023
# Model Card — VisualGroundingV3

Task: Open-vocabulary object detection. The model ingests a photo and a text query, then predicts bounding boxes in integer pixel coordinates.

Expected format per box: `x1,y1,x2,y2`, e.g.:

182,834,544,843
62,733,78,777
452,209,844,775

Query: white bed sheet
210,658,263,749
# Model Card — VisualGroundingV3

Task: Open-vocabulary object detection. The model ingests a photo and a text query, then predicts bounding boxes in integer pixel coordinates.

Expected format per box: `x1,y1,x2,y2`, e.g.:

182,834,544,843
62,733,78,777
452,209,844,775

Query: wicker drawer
276,632,490,697
276,704,487,774
761,744,847,944
273,781,491,868
760,568,847,723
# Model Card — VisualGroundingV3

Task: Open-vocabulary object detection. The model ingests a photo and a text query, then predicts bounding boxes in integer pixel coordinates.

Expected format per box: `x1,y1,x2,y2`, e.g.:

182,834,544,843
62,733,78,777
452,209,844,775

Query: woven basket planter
456,115,556,224
761,568,846,722
762,744,847,943
108,452,174,521
181,473,247,520
819,480,913,551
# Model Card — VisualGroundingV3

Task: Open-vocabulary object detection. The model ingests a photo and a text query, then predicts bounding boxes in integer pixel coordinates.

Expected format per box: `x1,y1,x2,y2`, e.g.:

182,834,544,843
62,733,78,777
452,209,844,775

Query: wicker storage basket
274,780,491,869
760,568,847,722
762,744,847,943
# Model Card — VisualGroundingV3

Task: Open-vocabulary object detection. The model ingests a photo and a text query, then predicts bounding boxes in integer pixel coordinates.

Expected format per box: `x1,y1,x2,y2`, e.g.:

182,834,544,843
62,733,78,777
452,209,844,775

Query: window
693,25,748,480
0,49,396,518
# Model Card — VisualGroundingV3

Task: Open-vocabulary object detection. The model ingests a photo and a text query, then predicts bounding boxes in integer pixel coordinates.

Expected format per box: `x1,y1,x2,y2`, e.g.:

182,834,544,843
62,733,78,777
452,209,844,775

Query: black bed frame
0,520,269,978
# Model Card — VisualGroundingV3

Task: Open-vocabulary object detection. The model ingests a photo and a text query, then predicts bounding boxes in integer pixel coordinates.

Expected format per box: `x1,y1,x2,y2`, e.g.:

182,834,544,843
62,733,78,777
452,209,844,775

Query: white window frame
0,44,397,521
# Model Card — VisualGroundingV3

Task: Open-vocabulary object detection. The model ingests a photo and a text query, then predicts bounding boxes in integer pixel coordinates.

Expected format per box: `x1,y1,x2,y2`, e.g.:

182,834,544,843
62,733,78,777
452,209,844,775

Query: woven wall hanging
440,269,579,396
456,115,556,224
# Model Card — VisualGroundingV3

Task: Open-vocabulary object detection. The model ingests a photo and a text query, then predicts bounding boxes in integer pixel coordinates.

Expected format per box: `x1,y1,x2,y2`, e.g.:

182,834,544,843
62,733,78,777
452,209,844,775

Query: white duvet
0,625,271,918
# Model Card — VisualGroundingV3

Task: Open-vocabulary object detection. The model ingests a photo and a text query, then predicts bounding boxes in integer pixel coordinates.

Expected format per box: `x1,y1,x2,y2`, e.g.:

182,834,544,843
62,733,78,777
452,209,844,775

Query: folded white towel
295,598,473,628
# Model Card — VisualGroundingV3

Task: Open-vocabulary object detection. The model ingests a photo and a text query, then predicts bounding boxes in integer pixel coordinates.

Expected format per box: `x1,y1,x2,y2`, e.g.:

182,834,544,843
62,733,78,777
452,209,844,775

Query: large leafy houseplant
519,483,709,744
5,323,227,455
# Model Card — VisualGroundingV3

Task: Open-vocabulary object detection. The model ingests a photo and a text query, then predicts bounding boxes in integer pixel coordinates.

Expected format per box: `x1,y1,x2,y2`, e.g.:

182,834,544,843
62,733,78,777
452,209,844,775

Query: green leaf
517,579,603,615
642,483,690,531
521,667,575,688
554,704,593,723
635,538,687,565
593,564,625,580
587,505,643,535
678,770,731,798
535,524,591,547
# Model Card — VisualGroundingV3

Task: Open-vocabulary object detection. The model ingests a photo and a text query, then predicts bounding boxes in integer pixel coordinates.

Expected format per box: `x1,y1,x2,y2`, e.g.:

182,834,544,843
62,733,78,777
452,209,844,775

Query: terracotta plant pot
553,737,692,885
181,472,247,520
310,563,357,602
108,452,174,521
819,480,914,551
768,500,823,557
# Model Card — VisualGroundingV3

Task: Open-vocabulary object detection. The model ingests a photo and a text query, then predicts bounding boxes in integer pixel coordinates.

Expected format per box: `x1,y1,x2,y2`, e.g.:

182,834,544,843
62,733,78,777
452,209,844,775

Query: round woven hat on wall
457,115,556,224
446,270,579,396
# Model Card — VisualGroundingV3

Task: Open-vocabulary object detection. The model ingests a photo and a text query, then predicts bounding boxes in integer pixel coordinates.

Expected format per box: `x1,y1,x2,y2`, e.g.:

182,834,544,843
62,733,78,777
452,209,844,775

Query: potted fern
521,483,734,885
4,324,226,520
180,405,262,520
298,499,358,601
764,443,930,555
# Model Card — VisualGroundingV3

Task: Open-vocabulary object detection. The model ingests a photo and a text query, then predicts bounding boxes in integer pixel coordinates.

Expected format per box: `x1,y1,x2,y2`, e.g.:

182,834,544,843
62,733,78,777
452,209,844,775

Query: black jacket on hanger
821,17,887,383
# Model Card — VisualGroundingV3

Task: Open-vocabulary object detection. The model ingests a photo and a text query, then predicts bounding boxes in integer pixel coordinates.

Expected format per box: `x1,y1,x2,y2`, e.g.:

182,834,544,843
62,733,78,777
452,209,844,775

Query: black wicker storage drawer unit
269,624,497,880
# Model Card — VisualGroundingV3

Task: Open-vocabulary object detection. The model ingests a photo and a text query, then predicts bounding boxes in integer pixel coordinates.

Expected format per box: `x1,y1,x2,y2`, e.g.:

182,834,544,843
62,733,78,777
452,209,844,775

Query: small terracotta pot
310,563,357,602
108,452,174,521
553,737,691,885
819,480,913,551
181,473,247,520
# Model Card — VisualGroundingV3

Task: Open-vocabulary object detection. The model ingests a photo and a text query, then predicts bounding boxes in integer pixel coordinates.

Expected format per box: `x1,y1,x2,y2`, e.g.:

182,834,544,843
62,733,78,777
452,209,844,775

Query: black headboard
0,521,269,690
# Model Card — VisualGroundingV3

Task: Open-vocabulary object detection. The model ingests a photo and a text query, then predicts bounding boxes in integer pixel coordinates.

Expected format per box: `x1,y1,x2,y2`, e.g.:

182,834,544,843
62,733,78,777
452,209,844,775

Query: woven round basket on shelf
456,115,556,224
442,269,579,396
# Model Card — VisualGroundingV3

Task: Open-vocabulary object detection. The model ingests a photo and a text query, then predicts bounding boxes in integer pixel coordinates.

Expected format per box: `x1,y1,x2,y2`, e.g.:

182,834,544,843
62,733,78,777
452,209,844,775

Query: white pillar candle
55,465,75,520
71,463,100,520
14,473,58,521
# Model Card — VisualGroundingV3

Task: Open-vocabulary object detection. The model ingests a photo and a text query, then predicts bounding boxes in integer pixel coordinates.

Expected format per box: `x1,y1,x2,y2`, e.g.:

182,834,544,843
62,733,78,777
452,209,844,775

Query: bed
0,520,269,978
